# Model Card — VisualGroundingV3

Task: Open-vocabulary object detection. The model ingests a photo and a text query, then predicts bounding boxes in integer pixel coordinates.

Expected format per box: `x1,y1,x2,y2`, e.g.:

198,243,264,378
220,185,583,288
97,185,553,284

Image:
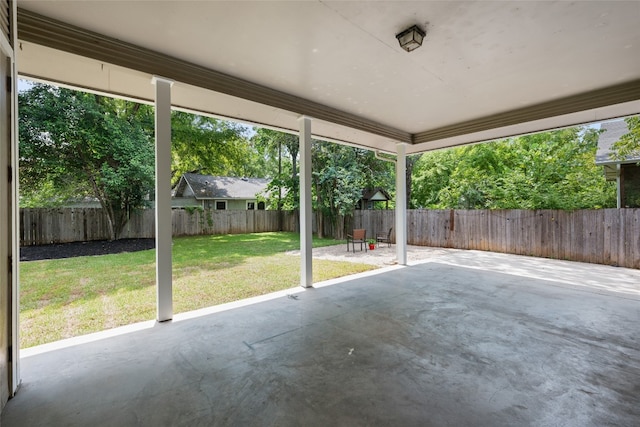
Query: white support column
395,143,408,265
152,76,174,321
299,116,313,287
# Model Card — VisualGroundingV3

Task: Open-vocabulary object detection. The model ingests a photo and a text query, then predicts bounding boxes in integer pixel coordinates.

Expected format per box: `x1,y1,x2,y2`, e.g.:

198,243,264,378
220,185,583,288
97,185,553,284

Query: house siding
622,164,640,208
227,200,250,210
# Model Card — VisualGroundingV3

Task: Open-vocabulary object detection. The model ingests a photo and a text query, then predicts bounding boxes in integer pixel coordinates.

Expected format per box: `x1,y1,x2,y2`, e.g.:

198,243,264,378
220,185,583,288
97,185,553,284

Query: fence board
21,208,296,245
632,210,640,269
19,208,640,269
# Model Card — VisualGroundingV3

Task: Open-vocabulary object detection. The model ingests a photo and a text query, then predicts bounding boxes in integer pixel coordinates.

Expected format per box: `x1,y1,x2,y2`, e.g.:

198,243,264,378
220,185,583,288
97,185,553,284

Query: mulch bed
20,238,155,262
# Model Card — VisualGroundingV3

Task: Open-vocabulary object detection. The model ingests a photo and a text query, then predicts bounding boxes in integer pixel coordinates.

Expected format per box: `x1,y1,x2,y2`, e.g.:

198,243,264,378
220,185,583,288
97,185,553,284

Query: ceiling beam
17,8,640,152
413,79,640,144
17,7,411,144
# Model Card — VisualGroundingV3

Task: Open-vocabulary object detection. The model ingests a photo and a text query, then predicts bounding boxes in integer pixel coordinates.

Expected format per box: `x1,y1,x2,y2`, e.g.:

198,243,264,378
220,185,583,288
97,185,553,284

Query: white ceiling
16,0,640,154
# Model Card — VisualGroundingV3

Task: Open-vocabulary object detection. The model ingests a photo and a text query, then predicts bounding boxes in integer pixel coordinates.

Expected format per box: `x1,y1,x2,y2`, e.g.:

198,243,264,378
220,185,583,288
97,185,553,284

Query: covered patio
3,252,640,426
1,1,640,422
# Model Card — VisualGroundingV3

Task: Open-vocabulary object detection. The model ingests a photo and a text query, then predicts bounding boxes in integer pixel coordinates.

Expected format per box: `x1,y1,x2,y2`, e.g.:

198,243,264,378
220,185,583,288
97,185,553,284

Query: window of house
215,201,226,210
257,201,266,210
247,202,255,210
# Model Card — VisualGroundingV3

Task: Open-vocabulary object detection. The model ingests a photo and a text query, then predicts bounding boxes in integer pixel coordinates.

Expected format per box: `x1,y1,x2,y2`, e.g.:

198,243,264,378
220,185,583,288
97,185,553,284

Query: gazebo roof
362,188,392,202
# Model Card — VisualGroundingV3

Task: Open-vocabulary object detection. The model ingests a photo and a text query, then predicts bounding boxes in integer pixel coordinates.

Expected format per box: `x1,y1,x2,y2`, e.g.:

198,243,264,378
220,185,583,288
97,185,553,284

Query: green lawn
20,232,376,349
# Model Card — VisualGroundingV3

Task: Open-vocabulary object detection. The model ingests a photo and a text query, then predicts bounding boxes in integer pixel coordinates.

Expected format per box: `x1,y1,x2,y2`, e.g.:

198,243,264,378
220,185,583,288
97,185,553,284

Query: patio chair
346,228,367,252
376,227,392,248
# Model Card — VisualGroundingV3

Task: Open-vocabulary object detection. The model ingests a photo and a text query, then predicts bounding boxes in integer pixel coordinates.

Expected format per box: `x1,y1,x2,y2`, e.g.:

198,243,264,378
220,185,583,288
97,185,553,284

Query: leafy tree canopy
19,83,155,240
251,129,395,215
250,129,302,210
19,83,259,239
411,127,616,210
611,116,640,161
171,112,258,182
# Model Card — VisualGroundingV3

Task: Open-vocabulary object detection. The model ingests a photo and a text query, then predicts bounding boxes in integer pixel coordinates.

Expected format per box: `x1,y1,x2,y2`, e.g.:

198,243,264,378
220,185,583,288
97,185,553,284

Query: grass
20,232,376,349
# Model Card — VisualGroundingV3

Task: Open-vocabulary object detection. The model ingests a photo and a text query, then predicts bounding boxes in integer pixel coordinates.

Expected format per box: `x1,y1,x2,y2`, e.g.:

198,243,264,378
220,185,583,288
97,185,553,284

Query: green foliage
19,84,155,239
251,129,300,210
183,206,203,215
611,116,640,161
171,112,258,182
252,129,395,218
18,180,83,208
412,127,616,210
19,82,263,239
19,83,397,240
313,142,366,217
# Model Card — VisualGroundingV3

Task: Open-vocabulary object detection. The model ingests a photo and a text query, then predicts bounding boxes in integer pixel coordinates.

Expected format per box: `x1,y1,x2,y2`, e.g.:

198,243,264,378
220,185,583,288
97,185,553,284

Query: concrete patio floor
3,250,640,426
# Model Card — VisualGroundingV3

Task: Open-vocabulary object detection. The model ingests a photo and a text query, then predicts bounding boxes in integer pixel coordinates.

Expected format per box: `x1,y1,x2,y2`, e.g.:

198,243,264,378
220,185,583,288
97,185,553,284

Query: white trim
215,200,227,210
180,175,198,199
151,75,174,87
595,159,640,167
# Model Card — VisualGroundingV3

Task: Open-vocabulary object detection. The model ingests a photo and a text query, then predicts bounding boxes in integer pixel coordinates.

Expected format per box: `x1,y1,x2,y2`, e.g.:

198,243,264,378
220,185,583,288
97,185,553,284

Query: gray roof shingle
596,120,640,165
175,173,269,200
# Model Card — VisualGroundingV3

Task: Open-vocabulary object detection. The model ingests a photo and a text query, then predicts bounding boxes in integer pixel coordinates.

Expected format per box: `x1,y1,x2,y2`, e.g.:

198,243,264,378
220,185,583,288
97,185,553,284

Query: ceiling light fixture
395,25,426,52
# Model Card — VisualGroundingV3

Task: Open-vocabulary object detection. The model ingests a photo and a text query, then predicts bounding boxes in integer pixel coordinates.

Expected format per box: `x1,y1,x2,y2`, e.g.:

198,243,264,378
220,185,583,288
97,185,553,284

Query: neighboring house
172,173,269,210
356,188,392,210
596,120,640,208
61,197,102,208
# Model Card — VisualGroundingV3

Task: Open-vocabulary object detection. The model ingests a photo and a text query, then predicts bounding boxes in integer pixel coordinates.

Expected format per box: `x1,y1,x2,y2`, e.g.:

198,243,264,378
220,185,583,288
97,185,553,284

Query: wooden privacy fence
20,208,297,246
353,209,640,268
406,209,640,269
20,208,640,269
350,208,639,269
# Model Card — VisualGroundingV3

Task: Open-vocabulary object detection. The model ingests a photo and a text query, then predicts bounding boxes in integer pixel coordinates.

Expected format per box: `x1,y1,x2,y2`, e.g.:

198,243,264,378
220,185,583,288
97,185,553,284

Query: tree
251,129,300,210
171,112,258,182
252,129,395,235
611,116,640,161
406,154,423,209
355,149,396,199
312,142,366,237
411,127,616,210
19,84,155,240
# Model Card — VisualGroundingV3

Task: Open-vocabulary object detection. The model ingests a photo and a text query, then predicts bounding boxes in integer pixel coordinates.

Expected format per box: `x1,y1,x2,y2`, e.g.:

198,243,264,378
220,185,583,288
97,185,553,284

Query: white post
299,116,313,287
7,2,20,393
396,143,408,265
152,76,174,321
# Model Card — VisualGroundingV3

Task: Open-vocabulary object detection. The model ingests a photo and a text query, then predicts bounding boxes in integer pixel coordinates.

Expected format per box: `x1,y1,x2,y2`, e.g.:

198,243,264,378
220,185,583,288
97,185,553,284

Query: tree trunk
103,204,117,241
316,183,324,238
291,153,299,209
316,211,324,239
